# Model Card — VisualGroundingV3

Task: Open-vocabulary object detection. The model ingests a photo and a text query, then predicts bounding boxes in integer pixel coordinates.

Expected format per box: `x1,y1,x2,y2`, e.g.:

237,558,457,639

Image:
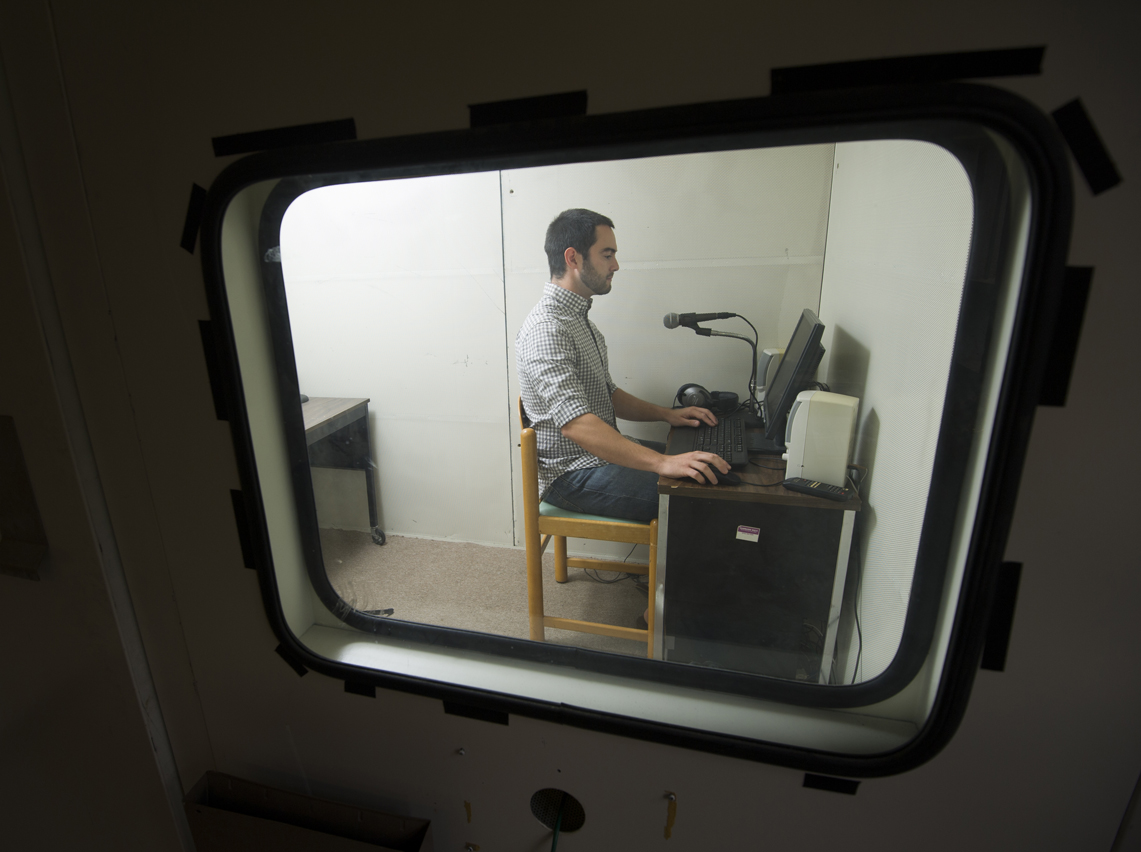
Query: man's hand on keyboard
656,450,730,485
663,406,718,429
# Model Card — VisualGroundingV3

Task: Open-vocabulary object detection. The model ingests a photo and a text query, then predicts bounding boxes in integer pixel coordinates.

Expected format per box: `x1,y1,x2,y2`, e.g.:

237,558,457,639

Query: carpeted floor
319,529,650,657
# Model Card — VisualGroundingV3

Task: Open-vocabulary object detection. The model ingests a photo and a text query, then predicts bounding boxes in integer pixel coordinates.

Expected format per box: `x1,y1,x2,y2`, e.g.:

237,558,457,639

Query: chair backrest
517,399,541,512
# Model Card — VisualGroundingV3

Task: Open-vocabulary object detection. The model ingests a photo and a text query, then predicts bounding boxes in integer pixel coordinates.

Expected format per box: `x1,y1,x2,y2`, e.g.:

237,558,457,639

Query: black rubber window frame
199,82,1071,776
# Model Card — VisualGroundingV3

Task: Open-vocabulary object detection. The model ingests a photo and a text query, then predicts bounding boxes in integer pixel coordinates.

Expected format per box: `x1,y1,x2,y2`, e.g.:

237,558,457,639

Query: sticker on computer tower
736,525,760,543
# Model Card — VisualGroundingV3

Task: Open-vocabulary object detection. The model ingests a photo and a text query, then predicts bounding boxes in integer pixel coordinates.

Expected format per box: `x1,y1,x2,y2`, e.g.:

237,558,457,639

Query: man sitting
516,208,730,525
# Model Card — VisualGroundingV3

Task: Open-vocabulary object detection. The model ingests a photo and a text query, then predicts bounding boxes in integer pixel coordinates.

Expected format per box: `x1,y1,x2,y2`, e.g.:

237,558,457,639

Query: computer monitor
761,308,826,445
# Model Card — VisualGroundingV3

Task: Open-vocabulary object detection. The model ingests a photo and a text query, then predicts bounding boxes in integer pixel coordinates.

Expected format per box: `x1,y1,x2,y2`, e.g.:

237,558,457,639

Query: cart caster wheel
371,527,386,545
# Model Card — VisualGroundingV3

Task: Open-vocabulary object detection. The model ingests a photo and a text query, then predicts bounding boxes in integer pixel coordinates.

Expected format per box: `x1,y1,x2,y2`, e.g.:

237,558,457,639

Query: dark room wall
1,1,1137,849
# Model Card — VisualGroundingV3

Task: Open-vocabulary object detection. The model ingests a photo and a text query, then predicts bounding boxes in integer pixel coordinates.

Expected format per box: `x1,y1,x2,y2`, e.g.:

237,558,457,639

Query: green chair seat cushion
538,501,650,527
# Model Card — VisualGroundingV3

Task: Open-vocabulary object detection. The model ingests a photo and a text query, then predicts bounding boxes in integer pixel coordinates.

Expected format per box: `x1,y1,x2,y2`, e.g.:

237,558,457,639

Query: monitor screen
762,308,825,443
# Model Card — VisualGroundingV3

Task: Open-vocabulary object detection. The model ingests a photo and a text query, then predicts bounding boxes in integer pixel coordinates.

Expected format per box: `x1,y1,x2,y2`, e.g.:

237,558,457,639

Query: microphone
663,311,737,329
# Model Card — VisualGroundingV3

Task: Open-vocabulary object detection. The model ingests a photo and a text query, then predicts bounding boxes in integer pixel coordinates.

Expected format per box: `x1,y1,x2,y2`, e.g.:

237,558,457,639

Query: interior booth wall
289,146,836,555
502,146,834,554
816,140,975,682
282,172,512,546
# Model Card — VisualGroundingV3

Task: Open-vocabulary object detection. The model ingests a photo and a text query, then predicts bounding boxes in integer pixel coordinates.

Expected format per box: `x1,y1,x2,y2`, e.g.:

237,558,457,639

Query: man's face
576,226,619,296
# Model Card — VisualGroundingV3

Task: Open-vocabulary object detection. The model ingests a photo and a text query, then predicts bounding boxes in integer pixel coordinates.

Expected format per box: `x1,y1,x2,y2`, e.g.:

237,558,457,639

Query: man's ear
563,246,579,272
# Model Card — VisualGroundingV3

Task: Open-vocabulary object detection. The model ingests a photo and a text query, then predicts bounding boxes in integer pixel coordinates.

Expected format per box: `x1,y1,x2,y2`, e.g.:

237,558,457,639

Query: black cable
735,314,760,407
584,570,627,584
743,459,787,485
851,516,864,683
584,543,640,584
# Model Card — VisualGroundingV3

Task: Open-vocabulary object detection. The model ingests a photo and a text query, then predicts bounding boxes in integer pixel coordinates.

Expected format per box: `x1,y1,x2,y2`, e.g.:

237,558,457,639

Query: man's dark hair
544,208,615,279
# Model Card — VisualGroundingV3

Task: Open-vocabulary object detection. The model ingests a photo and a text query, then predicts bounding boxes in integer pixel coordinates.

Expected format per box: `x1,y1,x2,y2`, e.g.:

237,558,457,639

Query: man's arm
561,410,730,484
611,387,717,429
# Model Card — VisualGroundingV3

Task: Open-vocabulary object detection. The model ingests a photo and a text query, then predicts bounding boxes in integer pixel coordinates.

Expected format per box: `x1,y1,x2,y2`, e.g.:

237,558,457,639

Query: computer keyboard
668,411,749,467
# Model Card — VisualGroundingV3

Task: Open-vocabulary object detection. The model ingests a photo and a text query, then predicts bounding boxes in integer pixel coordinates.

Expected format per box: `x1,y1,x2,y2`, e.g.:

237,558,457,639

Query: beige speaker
782,391,859,487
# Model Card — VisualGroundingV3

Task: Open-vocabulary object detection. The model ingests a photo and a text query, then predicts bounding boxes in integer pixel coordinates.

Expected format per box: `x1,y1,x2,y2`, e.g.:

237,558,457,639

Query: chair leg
525,528,546,642
646,519,658,659
554,536,569,583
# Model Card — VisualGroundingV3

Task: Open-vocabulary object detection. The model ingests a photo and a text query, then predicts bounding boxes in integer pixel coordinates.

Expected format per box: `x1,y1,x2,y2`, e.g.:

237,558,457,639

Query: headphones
676,382,711,408
675,383,739,413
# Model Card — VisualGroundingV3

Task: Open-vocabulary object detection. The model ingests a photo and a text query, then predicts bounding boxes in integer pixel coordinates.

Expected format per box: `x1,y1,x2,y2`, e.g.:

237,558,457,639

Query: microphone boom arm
693,327,759,407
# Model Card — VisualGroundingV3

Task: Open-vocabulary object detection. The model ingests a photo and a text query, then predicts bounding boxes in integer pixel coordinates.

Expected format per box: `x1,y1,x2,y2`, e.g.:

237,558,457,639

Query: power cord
850,514,864,683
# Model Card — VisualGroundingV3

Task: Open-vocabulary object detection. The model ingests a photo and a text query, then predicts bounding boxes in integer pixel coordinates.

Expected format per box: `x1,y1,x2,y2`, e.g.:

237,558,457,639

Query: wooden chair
518,399,657,657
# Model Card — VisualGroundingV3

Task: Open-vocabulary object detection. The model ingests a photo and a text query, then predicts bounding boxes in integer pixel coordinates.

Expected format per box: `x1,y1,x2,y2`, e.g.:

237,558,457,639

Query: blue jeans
543,440,666,523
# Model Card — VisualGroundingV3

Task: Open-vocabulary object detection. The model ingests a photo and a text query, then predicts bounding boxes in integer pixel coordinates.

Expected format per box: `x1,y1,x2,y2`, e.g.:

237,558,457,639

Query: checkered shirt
516,282,617,498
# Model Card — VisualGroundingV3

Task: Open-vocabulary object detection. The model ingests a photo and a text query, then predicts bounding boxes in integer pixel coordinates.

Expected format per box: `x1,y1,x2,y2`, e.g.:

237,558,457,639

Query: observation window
202,84,1071,775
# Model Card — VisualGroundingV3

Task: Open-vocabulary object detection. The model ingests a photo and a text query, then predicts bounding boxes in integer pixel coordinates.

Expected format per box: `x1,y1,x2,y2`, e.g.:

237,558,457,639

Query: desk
302,397,385,545
656,436,859,683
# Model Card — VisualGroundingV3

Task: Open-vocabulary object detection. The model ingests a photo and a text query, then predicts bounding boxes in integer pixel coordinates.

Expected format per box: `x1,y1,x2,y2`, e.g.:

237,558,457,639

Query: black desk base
662,496,849,683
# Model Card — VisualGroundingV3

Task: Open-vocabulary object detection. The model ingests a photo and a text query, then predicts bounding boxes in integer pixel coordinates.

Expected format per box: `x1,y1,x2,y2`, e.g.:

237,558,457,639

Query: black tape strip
1052,99,1122,195
771,46,1044,95
229,490,255,569
443,700,509,726
275,644,308,677
1040,267,1092,406
197,320,229,421
981,562,1022,672
344,680,376,698
469,90,587,128
803,774,860,795
212,118,357,157
180,183,207,254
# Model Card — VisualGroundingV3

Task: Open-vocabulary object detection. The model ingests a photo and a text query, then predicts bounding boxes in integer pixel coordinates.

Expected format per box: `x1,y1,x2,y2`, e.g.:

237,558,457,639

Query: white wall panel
281,148,835,552
281,172,512,543
503,146,835,548
817,140,974,682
